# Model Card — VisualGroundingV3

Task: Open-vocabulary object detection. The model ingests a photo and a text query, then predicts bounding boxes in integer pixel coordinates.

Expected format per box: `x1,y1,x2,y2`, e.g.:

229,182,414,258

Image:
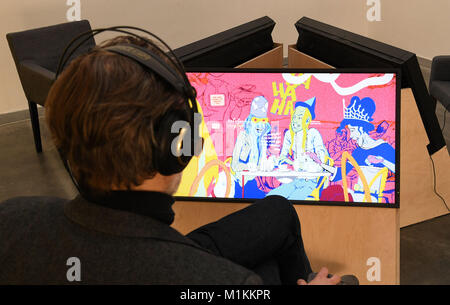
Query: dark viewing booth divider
295,17,446,155
174,16,275,68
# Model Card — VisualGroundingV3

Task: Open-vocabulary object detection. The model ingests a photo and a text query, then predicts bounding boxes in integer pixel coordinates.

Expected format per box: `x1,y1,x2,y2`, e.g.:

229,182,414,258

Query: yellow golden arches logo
368,167,388,203
341,151,371,202
341,152,389,203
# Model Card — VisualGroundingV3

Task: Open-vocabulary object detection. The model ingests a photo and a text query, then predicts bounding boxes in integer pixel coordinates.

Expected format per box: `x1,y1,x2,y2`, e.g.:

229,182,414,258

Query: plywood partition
399,89,449,227
288,44,333,69
294,205,399,285
172,201,399,285
236,43,284,69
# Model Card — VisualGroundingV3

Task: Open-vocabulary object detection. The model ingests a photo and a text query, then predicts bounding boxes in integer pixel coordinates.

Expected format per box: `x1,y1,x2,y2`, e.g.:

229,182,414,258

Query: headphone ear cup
153,110,193,176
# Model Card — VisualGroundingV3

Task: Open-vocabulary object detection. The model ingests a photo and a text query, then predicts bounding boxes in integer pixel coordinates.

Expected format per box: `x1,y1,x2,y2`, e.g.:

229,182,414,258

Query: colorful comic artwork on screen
175,72,398,206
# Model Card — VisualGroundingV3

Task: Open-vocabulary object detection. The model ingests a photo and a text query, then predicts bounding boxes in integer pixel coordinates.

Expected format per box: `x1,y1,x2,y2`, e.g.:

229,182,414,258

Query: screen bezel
175,68,401,208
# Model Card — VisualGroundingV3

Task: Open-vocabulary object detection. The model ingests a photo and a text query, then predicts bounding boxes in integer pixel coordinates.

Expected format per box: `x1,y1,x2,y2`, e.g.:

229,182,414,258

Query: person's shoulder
166,241,263,284
1,196,68,205
0,196,68,215
0,196,68,233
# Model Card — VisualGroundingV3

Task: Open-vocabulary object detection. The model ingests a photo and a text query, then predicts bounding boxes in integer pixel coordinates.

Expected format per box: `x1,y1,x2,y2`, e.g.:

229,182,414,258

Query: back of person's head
45,36,188,193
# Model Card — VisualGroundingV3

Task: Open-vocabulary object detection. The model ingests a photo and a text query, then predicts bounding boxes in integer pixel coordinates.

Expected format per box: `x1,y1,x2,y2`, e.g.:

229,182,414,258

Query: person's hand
297,267,341,285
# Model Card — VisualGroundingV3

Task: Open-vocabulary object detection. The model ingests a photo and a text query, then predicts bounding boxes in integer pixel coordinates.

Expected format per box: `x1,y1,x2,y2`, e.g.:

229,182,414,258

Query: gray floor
401,214,450,285
0,108,78,200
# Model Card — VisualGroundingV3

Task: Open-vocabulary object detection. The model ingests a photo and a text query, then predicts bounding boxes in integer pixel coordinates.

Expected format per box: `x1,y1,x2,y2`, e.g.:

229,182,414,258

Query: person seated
268,98,329,200
231,95,275,198
0,34,342,285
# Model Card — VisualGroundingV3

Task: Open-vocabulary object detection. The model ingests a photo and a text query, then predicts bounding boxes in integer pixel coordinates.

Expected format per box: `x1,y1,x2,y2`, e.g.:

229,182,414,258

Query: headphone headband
106,44,187,94
56,26,198,112
57,27,181,75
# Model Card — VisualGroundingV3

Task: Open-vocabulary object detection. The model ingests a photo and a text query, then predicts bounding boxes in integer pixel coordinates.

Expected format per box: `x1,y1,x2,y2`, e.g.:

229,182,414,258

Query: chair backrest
6,20,94,73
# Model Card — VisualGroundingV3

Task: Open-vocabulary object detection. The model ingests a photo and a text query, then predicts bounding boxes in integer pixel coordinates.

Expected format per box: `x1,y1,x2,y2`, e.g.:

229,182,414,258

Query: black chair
429,56,450,111
6,20,95,153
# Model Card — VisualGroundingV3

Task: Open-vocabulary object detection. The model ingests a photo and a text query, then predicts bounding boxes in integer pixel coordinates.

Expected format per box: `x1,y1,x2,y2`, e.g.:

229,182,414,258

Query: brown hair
45,36,186,192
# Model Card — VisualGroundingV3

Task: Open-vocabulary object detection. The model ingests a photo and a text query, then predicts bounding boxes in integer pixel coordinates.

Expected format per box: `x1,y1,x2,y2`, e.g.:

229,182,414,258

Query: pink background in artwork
188,72,397,159
186,72,397,204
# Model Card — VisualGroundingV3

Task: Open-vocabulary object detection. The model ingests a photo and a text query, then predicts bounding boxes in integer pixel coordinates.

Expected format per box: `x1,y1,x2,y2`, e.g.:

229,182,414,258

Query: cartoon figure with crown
331,96,396,203
267,97,330,200
230,96,275,198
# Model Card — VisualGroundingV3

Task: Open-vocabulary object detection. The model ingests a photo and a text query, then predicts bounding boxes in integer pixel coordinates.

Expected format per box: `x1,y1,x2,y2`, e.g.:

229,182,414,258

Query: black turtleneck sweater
84,190,176,225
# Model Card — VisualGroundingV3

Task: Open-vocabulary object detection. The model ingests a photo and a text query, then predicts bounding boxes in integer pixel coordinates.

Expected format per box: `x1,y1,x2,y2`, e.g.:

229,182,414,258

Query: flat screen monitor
175,69,401,208
173,16,275,68
294,17,445,155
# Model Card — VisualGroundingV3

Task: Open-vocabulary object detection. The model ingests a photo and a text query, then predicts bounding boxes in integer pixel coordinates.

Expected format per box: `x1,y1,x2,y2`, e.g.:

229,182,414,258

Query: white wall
0,0,448,114
366,0,450,60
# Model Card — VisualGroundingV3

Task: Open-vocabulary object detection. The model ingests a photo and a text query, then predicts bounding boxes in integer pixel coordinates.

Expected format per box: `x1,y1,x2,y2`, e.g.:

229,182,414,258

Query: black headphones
55,26,203,191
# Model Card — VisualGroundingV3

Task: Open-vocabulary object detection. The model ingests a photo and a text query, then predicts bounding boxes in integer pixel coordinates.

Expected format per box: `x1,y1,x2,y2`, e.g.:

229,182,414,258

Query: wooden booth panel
172,202,399,285
288,44,333,69
236,43,283,69
294,205,398,285
399,89,449,227
172,201,249,234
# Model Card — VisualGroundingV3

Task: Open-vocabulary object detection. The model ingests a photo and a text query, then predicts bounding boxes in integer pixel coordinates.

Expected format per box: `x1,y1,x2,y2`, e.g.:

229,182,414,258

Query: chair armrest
18,60,55,105
430,56,450,85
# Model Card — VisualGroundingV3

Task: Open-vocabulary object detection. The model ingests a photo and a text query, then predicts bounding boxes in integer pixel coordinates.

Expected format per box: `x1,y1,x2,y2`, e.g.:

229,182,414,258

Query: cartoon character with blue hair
268,97,329,200
231,96,275,198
